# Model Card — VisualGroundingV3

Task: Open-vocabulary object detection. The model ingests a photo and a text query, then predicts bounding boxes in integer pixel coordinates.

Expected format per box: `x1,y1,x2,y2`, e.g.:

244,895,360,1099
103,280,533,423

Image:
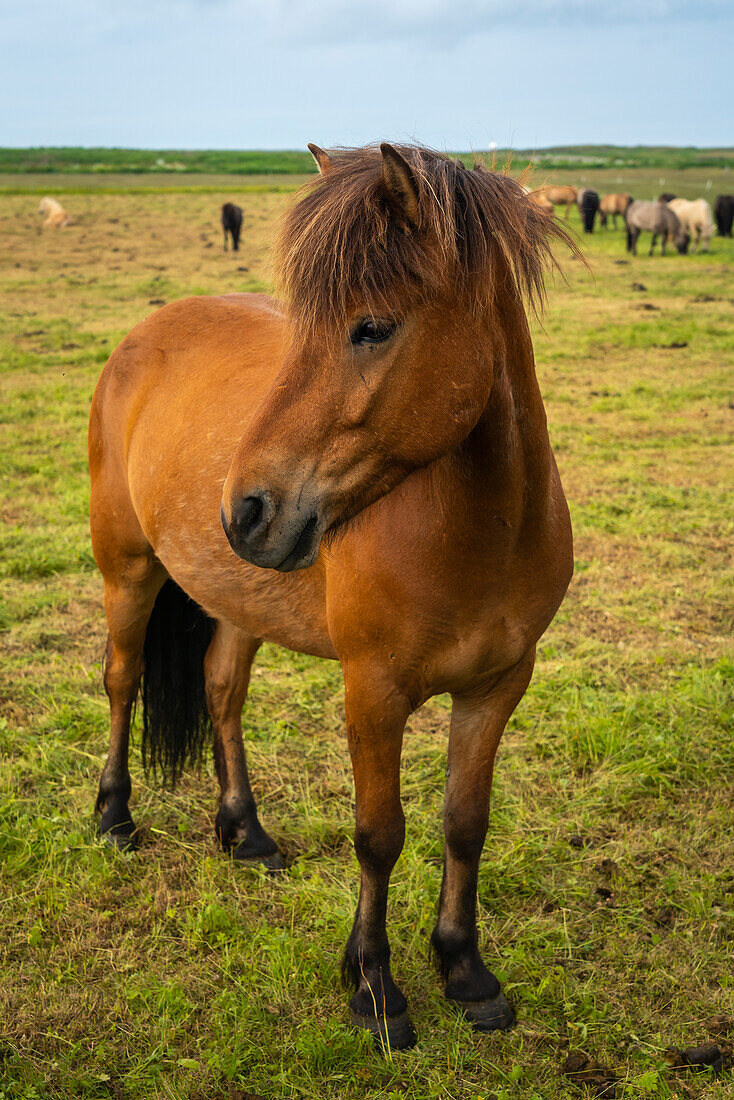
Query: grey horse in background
626,200,690,256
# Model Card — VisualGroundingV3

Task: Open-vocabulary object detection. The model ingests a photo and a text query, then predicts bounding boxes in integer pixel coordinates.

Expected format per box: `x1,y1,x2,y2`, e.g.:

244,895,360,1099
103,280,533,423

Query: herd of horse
30,143,731,1049
528,183,732,254
37,181,734,259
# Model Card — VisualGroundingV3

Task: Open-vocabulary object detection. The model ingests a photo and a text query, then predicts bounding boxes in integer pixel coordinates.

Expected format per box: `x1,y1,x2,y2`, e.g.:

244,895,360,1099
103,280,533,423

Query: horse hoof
98,827,138,853
452,991,515,1032
232,843,286,873
350,1008,416,1051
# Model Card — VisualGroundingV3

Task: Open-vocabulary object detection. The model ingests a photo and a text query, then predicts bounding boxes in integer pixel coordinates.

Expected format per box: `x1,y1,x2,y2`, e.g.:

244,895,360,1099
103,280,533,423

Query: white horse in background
38,197,73,228
667,198,713,252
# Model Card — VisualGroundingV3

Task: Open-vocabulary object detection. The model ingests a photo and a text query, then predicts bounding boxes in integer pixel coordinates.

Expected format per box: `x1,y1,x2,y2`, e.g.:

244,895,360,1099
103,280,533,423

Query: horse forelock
272,143,578,340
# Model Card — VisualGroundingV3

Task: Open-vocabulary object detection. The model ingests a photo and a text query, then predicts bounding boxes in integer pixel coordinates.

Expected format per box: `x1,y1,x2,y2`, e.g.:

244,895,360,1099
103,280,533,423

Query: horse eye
350,318,397,347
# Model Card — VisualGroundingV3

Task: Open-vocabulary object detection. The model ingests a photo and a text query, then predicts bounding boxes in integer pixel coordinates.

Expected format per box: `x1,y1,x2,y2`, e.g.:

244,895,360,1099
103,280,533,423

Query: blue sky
1,0,732,149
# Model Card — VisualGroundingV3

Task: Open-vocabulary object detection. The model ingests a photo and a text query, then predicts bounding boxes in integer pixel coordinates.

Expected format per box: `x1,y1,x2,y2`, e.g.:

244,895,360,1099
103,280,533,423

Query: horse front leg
431,649,535,1032
341,663,414,1049
204,621,283,869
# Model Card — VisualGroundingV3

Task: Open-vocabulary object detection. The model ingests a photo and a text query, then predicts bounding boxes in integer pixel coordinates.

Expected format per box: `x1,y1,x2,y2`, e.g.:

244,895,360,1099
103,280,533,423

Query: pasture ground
0,172,733,1100
1,164,732,202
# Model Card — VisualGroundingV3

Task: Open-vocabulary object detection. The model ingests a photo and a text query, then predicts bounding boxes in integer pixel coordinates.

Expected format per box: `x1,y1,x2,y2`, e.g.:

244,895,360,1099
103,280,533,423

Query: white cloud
242,0,732,46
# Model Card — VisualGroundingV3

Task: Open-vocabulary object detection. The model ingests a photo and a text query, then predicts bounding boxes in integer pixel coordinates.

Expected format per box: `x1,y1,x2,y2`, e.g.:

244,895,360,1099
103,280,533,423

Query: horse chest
326,502,557,700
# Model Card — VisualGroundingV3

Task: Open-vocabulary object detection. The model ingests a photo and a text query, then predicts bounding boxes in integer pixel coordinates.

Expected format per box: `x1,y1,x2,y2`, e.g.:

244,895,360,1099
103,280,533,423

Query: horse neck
461,284,553,519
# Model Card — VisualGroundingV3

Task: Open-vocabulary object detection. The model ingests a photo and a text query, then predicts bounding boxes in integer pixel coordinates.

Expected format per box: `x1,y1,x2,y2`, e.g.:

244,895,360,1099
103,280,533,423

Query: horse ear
308,143,333,175
380,143,419,227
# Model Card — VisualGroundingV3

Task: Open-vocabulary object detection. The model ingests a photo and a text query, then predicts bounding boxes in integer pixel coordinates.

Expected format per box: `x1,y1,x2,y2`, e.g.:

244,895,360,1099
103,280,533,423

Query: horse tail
141,579,215,786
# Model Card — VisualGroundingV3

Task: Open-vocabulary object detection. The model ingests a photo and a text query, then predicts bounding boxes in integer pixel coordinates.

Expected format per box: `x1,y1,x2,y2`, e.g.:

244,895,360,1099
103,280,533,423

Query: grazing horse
38,196,73,228
221,202,243,251
668,198,713,253
658,193,676,203
526,188,554,213
531,184,577,218
626,200,689,256
89,142,577,1049
714,194,733,237
599,193,632,229
527,189,554,213
577,188,600,233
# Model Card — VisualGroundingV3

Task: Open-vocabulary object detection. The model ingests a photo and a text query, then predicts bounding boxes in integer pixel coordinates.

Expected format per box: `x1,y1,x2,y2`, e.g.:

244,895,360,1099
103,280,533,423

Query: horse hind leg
96,557,166,849
204,621,283,869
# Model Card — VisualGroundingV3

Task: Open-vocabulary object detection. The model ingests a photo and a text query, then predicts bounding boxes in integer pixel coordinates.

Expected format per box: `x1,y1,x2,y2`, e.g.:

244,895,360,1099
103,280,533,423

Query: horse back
91,294,281,455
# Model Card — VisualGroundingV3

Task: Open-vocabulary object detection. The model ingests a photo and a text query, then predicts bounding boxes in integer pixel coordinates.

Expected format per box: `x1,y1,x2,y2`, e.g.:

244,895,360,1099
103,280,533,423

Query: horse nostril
222,493,273,553
235,495,264,538
231,495,274,545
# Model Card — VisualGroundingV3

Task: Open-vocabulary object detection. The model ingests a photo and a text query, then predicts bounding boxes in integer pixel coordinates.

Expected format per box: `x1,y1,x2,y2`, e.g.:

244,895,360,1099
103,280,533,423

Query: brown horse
527,188,554,213
599,193,632,229
89,142,576,1049
531,184,577,218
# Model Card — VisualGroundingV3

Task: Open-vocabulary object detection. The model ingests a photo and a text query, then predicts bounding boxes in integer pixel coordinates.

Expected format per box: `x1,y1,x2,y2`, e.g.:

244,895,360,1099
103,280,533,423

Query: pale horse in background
667,198,713,253
38,197,73,228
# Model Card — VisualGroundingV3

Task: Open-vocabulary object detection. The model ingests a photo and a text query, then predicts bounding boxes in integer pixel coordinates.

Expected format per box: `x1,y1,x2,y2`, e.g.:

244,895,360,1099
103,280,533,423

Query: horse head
221,143,571,571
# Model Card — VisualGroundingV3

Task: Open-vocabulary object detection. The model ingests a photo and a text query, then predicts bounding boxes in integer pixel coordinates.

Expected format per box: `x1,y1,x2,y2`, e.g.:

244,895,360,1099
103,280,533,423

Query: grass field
3,167,731,206
0,169,733,1100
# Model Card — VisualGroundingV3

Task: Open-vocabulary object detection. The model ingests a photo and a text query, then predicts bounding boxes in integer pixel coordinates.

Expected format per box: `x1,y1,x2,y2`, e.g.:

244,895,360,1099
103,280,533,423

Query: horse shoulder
92,293,285,534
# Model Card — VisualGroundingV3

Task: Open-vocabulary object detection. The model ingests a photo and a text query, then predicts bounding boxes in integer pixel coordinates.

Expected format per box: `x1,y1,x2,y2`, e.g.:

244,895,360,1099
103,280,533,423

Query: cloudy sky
1,0,731,149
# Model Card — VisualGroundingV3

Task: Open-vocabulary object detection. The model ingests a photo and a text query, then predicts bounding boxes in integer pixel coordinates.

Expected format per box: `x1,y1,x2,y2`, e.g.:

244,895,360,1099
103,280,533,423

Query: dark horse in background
221,202,243,251
577,188,600,233
715,194,734,237
89,142,577,1049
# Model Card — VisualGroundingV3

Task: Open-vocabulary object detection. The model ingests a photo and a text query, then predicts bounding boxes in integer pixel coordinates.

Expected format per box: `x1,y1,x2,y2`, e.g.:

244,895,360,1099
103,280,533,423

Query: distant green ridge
1,144,733,175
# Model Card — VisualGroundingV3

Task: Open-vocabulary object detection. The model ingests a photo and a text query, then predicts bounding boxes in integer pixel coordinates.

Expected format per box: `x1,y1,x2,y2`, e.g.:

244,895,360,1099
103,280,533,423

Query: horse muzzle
221,487,323,572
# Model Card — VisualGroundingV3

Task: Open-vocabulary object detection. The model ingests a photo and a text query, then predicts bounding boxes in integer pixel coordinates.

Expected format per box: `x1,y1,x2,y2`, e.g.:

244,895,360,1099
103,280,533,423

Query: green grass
1,145,733,176
0,148,320,175
0,179,733,1099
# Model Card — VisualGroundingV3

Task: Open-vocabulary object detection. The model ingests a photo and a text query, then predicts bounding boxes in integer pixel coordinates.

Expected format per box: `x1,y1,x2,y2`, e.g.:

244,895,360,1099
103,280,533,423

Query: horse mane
273,143,579,336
